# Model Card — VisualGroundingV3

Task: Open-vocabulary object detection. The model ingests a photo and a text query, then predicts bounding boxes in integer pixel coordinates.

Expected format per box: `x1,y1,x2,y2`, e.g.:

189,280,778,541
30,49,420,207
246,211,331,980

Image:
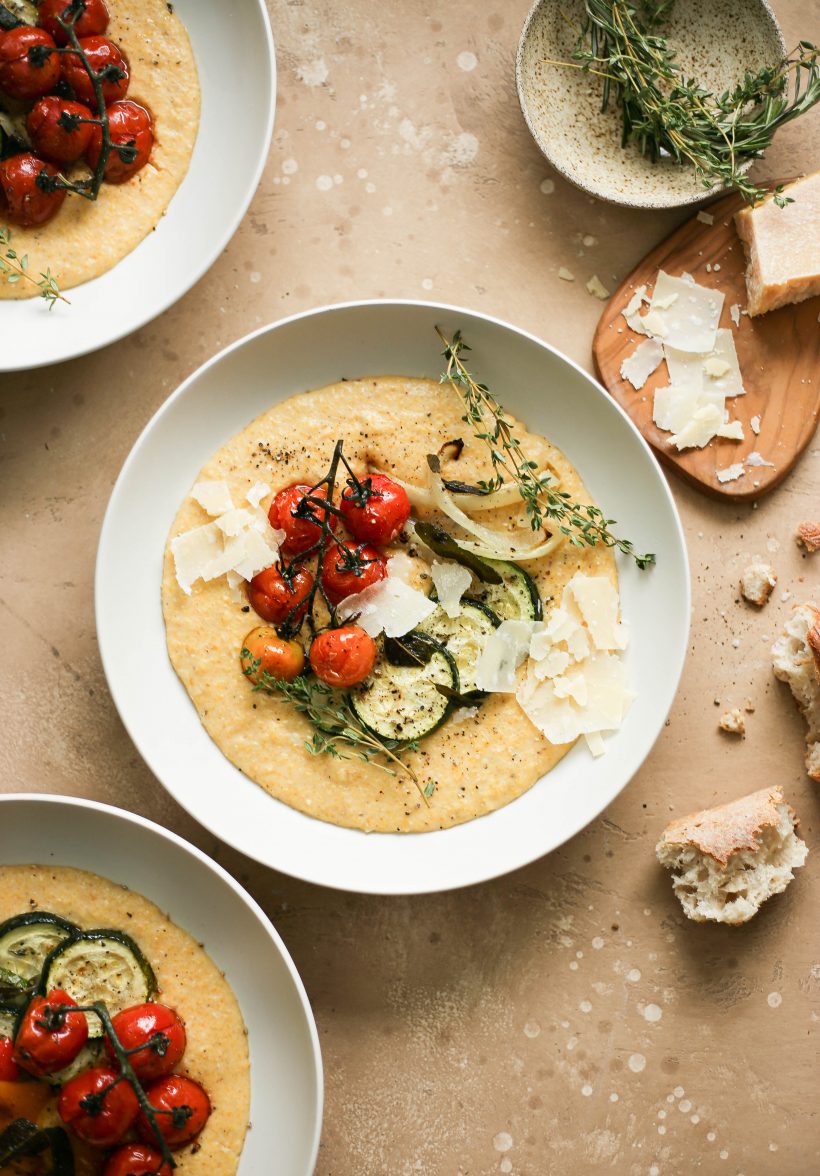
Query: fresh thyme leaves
244,658,423,789
0,227,66,307
559,0,820,205
437,327,655,569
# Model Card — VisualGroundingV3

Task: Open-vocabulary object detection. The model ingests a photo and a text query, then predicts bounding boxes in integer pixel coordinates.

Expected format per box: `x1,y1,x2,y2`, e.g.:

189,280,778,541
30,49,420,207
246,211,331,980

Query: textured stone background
1,0,819,1172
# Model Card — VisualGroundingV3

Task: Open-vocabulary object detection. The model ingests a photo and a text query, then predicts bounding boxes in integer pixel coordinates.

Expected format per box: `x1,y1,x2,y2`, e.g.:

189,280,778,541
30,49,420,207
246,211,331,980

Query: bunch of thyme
437,327,655,569
0,227,65,307
563,0,820,204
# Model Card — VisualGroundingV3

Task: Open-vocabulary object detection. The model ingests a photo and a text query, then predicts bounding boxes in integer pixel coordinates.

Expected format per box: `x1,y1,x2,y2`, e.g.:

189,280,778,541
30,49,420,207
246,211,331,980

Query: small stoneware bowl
516,0,786,209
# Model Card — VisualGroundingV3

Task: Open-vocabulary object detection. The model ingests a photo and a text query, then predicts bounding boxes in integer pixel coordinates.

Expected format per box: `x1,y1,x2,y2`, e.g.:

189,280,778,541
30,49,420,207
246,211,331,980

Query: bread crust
657,785,793,866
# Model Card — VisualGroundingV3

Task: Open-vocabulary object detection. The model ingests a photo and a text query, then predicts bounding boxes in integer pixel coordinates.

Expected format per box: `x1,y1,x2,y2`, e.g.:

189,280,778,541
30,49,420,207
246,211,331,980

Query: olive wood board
593,185,820,502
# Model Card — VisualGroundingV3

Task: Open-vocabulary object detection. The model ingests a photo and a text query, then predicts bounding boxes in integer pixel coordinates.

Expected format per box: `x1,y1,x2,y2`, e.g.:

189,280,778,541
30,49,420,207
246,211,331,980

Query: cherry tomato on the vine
241,626,305,684
103,1144,172,1176
248,563,313,626
268,483,336,556
309,625,377,688
13,989,88,1078
340,474,411,546
0,153,66,227
39,0,110,44
58,1064,139,1147
27,95,95,164
86,99,153,183
0,27,61,100
105,1003,186,1081
321,542,386,606
0,1036,21,1081
136,1074,211,1151
62,35,129,106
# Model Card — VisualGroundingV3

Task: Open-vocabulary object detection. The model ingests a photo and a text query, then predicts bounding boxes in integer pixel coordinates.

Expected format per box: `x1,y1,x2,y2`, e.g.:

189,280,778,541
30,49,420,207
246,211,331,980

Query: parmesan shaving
696,210,714,226
703,357,731,379
716,463,745,484
641,309,669,337
746,451,774,468
649,271,723,352
586,274,610,300
730,304,741,327
716,420,745,441
750,415,761,435
565,573,627,650
247,481,270,509
214,508,257,537
431,560,472,618
669,404,724,450
170,523,224,595
191,480,234,517
702,330,745,398
337,576,436,638
474,620,537,694
620,337,664,390
623,285,647,318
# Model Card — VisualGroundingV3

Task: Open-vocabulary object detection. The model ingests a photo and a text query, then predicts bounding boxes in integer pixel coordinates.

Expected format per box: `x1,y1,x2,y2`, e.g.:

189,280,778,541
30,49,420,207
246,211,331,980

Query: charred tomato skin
62,35,129,106
240,626,305,684
136,1074,211,1151
340,474,411,546
12,988,88,1077
39,0,111,44
27,95,95,164
309,625,377,688
320,542,387,606
0,153,67,227
86,99,153,183
248,563,314,626
0,27,61,101
268,483,337,556
105,1003,186,1081
58,1064,139,1147
103,1144,173,1176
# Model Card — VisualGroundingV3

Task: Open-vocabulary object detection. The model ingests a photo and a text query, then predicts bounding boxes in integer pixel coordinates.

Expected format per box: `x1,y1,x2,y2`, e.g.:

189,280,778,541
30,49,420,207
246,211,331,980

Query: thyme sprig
437,327,655,569
0,227,66,307
557,0,820,205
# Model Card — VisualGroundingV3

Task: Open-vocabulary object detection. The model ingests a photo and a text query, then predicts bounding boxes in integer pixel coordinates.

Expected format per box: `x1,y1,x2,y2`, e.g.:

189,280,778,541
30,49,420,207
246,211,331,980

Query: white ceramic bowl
0,793,323,1175
96,300,691,894
0,0,275,371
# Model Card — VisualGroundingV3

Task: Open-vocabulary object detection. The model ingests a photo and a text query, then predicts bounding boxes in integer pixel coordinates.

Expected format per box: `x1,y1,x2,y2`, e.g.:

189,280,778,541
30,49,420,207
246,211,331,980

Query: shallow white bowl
0,793,323,1175
96,300,691,894
0,0,275,371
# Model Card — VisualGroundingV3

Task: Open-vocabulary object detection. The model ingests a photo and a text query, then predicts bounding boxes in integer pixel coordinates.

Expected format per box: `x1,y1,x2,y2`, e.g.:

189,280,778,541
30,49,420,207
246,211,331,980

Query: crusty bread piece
656,786,807,925
740,560,776,607
718,708,745,736
772,603,820,780
734,172,820,316
796,522,820,553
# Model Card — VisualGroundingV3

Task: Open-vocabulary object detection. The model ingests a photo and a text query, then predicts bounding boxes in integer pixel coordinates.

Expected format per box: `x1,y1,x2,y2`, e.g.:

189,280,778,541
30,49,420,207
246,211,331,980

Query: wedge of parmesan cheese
649,271,724,352
734,172,820,316
620,337,664,390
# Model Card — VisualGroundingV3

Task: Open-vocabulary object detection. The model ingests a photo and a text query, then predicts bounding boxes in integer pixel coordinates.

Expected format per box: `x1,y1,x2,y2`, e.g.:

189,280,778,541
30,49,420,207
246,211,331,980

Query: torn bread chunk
772,603,820,780
719,708,746,736
656,785,807,924
740,561,777,607
796,522,820,553
734,172,820,316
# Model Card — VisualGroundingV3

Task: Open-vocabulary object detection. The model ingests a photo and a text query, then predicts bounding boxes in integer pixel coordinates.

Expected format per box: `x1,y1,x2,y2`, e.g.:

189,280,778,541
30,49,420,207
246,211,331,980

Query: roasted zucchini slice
42,930,157,1037
417,600,500,696
0,912,79,983
466,558,543,622
351,637,458,742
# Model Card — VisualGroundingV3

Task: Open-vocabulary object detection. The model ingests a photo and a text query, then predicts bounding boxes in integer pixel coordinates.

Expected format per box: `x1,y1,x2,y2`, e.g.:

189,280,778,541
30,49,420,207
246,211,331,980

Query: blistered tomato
0,153,66,227
240,626,305,684
309,625,377,688
248,563,313,626
0,27,60,100
58,1064,139,1147
320,542,386,605
340,474,411,546
13,989,88,1077
62,35,129,106
39,0,110,44
136,1074,211,1151
27,96,95,164
103,1144,172,1176
268,483,336,556
86,99,153,183
105,1003,186,1081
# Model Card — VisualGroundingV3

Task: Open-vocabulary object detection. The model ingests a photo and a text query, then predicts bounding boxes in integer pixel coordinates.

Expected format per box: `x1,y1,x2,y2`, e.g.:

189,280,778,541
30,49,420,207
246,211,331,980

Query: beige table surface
2,1,819,1172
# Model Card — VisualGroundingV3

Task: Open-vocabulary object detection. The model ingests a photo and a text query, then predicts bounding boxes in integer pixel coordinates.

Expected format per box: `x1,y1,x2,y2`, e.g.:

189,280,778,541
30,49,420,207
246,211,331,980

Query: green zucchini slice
351,637,458,742
0,913,79,983
42,930,157,1037
466,558,543,622
0,1005,17,1039
417,600,500,696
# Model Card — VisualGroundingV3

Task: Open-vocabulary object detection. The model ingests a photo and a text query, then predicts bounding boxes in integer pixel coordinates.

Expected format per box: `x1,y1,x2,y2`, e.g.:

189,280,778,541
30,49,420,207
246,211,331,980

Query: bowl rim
0,790,324,1172
95,297,692,894
514,0,787,210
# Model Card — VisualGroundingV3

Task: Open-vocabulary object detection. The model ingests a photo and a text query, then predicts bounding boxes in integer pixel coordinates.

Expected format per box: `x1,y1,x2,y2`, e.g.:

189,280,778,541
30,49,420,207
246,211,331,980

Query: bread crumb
772,603,820,780
740,561,777,607
719,708,746,736
796,522,820,552
656,786,807,925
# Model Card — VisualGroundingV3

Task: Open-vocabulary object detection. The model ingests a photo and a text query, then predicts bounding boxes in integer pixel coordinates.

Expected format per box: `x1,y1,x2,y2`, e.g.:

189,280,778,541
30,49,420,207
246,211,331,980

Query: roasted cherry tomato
0,153,66,227
103,1144,172,1176
321,542,387,606
309,625,377,688
248,563,313,626
39,0,110,44
58,1064,139,1147
27,95,94,164
105,1004,186,1082
0,27,60,100
0,1036,21,1081
136,1074,211,1151
86,99,153,183
13,989,88,1078
62,35,129,106
340,474,411,546
240,626,305,684
268,483,336,556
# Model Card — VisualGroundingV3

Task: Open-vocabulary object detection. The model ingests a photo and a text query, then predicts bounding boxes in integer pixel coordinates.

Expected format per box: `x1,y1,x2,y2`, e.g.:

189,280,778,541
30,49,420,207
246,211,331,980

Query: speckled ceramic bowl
516,0,786,209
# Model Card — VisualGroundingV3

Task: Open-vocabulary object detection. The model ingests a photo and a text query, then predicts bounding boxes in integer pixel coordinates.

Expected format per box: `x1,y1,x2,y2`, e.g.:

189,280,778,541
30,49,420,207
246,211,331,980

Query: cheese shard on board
515,574,633,754
620,337,664,390
474,620,537,693
649,271,724,352
653,384,725,437
734,172,820,316
337,576,436,638
716,462,745,484
669,403,724,451
717,420,744,441
191,480,234,517
431,560,472,618
702,329,745,398
664,345,704,393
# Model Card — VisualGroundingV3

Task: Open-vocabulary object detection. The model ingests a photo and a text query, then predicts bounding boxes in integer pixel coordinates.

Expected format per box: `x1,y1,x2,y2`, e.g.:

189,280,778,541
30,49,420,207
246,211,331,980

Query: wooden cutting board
593,185,820,501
